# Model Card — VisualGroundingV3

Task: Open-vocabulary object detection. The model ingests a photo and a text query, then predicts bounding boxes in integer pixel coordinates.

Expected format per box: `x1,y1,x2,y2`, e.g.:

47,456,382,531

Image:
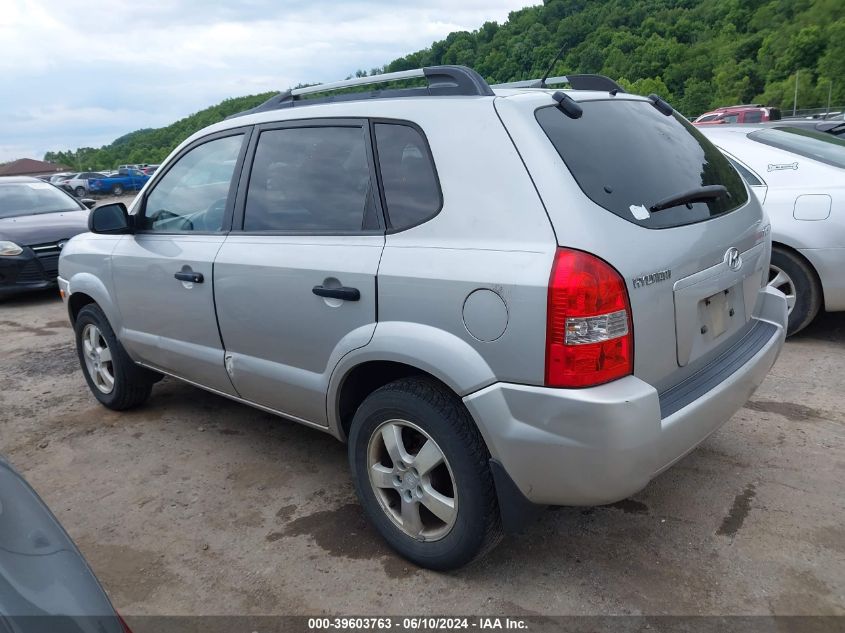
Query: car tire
112,184,124,196
768,247,821,336
74,304,157,410
74,186,86,197
348,377,503,570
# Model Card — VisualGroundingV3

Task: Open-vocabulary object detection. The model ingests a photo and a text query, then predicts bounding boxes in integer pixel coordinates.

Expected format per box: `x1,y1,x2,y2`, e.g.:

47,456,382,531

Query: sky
0,0,536,163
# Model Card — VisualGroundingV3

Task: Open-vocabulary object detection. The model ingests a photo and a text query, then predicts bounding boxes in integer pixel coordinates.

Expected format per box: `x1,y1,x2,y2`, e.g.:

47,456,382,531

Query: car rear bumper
463,286,787,506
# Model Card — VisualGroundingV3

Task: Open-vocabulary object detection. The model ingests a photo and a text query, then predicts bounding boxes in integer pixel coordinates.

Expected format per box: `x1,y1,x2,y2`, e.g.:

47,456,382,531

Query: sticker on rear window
629,204,650,220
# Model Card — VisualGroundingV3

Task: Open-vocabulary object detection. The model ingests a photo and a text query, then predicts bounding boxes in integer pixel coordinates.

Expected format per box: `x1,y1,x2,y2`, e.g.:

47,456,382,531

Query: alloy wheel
367,419,458,541
81,324,115,393
768,264,797,315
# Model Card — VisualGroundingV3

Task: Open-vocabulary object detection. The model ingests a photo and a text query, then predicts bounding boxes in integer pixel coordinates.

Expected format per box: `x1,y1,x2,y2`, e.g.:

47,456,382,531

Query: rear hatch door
495,93,769,390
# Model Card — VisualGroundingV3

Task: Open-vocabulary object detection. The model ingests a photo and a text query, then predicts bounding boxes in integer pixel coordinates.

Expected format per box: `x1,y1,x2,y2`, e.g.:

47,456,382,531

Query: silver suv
58,66,788,570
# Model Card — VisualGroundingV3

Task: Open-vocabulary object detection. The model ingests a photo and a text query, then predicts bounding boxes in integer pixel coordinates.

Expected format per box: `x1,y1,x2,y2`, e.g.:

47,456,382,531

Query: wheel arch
66,272,121,329
771,240,825,304
327,323,497,441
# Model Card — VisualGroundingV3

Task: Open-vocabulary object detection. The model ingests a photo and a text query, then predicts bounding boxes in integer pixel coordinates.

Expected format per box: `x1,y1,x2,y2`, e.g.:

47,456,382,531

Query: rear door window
535,99,749,229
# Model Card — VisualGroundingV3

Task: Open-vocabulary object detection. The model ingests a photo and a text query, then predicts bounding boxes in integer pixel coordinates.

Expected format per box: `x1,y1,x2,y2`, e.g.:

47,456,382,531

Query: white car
60,171,109,197
699,125,845,334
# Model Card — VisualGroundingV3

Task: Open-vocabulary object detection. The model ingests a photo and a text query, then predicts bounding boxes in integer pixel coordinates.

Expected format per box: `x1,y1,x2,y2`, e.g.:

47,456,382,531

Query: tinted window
743,110,763,123
141,134,243,232
374,123,441,230
535,100,749,229
725,156,762,186
0,182,80,218
243,126,374,232
749,127,845,169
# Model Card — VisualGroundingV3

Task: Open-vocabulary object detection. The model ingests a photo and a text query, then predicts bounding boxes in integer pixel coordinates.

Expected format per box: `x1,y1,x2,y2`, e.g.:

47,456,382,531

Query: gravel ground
0,290,843,617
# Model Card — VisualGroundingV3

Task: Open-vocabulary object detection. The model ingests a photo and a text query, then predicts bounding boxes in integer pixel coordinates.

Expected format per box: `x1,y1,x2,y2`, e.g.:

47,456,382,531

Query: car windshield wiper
650,185,728,212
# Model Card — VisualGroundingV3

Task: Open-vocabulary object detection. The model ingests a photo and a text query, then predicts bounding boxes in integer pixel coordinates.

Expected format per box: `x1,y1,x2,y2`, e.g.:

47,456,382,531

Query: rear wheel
768,247,821,336
348,377,502,570
74,304,156,410
112,184,124,195
74,186,86,197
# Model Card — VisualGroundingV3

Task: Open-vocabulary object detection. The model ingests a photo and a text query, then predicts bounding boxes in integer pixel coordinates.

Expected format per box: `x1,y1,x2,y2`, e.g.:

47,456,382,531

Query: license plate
704,289,731,338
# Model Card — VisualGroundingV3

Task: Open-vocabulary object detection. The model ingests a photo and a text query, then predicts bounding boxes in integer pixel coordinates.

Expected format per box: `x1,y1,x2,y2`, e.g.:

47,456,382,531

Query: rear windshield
0,182,81,219
748,127,845,169
536,99,749,229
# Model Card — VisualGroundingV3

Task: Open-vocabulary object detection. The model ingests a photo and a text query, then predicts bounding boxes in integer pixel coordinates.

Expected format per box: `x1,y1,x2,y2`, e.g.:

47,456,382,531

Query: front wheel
74,304,156,410
74,186,87,197
112,184,124,196
768,247,821,336
348,377,502,570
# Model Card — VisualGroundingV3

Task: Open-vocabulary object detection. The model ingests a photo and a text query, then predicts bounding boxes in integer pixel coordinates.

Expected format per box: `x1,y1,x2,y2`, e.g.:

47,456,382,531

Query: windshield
748,127,845,169
0,182,81,219
536,99,749,229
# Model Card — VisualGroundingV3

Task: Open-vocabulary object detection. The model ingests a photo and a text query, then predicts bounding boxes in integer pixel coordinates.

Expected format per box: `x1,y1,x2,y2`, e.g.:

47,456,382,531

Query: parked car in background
142,164,159,175
88,169,150,195
0,455,130,632
0,177,93,297
60,172,110,197
700,125,845,335
758,119,845,137
48,172,74,184
694,105,782,125
59,66,786,570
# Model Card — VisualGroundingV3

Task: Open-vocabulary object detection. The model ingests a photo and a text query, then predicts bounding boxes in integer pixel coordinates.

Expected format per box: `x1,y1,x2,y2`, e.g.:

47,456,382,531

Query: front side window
141,134,243,232
243,126,374,232
536,99,749,229
374,123,441,230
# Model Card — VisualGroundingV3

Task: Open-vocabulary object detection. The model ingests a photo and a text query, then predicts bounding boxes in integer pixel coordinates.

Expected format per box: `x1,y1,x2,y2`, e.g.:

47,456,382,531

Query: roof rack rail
228,65,494,119
491,74,625,93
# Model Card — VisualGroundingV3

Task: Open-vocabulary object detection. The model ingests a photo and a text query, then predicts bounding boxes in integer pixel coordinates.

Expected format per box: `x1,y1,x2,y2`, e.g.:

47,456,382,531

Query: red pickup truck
693,105,782,125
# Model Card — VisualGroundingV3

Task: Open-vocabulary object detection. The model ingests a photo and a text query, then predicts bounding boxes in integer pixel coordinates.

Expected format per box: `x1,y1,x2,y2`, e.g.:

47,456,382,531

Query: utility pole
827,81,832,118
792,70,799,117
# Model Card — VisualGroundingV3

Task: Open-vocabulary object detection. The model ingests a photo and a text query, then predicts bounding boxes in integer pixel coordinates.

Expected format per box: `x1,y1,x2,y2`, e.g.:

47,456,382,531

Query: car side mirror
81,198,97,209
88,202,132,234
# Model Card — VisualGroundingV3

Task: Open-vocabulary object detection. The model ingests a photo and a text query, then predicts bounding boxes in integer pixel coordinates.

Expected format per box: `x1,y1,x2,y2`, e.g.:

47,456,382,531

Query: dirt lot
0,290,843,617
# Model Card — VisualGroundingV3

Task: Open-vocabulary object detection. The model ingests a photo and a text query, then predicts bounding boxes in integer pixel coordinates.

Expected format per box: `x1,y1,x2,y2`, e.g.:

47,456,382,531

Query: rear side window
243,126,377,232
536,100,749,229
725,156,762,186
374,123,441,230
744,110,763,123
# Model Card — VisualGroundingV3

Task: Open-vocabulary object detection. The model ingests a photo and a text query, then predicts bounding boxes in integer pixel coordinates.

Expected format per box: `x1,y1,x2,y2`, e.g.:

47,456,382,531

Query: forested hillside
45,0,844,170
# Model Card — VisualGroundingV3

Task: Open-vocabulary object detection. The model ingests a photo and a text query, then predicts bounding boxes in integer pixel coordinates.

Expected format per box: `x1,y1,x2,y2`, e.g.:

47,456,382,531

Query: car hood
0,210,89,247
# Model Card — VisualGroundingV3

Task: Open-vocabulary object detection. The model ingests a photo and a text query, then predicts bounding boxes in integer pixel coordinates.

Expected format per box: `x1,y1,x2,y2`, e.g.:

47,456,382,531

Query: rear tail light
545,248,633,388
